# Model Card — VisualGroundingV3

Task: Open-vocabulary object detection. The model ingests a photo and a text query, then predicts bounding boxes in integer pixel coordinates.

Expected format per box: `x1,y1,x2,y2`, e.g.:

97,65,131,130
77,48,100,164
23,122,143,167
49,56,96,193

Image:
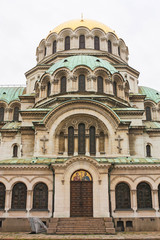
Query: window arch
79,35,85,49
146,144,151,157
137,182,152,209
113,81,117,96
158,184,160,208
13,107,19,121
94,36,100,50
97,76,103,93
47,82,51,97
60,76,66,93
78,75,85,92
0,107,4,122
99,131,105,153
13,145,18,157
89,126,96,155
145,106,152,121
33,183,48,210
78,123,85,154
108,40,112,53
68,126,74,155
53,40,56,54
0,183,5,209
118,46,121,56
11,182,27,209
115,182,131,209
59,132,65,153
65,36,70,50
44,47,47,56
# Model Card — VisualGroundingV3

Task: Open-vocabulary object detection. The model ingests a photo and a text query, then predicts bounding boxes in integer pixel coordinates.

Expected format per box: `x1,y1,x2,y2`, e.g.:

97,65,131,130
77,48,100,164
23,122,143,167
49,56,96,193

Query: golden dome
49,19,117,36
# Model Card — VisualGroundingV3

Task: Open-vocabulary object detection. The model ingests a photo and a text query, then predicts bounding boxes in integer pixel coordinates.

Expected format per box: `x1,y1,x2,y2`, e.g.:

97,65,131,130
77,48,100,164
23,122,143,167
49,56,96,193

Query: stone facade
0,19,160,232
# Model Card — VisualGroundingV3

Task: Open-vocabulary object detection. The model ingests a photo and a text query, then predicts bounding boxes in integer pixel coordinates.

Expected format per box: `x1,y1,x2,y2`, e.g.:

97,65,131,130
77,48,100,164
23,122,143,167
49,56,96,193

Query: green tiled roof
46,56,118,75
1,122,21,130
139,86,160,103
0,156,160,165
0,87,25,104
143,121,160,129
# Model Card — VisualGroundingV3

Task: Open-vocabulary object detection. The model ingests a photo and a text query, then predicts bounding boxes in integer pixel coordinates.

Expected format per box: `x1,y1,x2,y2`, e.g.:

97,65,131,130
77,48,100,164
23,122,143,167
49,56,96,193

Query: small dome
46,55,118,75
139,86,160,103
48,19,117,36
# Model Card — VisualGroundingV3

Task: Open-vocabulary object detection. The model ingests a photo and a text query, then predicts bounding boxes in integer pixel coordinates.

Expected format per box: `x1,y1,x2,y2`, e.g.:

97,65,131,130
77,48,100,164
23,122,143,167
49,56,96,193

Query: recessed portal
70,170,93,217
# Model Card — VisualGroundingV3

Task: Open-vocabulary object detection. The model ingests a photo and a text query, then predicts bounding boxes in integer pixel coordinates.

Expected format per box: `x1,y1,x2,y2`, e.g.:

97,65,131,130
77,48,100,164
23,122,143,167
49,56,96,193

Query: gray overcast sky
0,0,160,90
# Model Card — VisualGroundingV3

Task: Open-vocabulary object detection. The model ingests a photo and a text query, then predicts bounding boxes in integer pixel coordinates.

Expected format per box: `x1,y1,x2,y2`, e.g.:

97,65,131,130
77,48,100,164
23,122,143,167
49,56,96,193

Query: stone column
96,136,99,156
48,190,53,216
86,135,90,156
131,190,137,212
5,190,12,212
26,190,32,212
105,78,112,94
152,189,159,211
64,136,68,156
74,136,78,155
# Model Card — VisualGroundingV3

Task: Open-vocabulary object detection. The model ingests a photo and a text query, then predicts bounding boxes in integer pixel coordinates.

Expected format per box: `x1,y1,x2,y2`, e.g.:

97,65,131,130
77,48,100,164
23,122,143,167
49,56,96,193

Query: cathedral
0,18,160,233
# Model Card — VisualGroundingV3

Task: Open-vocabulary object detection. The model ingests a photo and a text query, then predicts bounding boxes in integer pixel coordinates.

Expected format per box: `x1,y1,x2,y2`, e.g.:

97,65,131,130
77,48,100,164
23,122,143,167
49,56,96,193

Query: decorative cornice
0,165,49,170
51,156,111,169
114,164,160,170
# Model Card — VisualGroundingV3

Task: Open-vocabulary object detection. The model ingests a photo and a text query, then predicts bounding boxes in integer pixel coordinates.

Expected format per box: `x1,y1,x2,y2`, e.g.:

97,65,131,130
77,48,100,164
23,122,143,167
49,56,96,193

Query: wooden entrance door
70,170,93,217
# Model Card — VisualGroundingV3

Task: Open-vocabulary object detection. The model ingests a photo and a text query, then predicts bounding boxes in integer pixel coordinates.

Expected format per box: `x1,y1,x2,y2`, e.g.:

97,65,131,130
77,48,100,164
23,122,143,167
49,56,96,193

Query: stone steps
47,217,115,235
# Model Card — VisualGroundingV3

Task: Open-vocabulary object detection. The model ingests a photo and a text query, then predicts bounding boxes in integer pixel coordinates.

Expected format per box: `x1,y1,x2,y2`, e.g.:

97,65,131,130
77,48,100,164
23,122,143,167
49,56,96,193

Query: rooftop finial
81,13,84,21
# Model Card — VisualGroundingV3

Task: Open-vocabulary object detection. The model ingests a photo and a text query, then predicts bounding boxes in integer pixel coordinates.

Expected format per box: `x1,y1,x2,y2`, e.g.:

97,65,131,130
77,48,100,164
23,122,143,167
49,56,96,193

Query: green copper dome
0,87,25,104
139,86,160,103
46,55,118,75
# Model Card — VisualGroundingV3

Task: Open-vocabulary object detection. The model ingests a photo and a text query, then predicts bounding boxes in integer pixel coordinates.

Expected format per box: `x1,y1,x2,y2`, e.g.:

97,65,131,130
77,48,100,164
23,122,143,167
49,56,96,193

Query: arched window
113,81,117,96
59,132,65,153
158,184,160,208
79,35,85,49
145,106,152,121
68,126,74,155
99,131,105,153
11,182,27,209
13,107,19,121
146,144,151,157
118,46,121,56
0,107,4,122
0,183,5,209
53,40,56,54
108,40,112,53
47,82,51,97
116,182,131,209
89,126,96,155
94,36,100,50
13,145,18,157
79,75,85,92
60,76,66,93
78,123,85,154
33,183,48,210
44,47,46,56
137,182,152,209
65,36,70,50
97,76,103,93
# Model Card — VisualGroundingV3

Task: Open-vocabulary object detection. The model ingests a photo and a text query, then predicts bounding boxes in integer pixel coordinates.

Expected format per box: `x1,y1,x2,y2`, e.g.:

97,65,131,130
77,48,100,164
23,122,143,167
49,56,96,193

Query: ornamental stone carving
52,78,59,84
41,85,46,91
68,74,77,82
105,78,112,84
86,33,94,39
87,74,96,82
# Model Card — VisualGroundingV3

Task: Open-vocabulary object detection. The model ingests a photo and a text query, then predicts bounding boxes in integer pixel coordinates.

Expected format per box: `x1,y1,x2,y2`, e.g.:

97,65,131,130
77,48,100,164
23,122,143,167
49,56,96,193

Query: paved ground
1,232,160,240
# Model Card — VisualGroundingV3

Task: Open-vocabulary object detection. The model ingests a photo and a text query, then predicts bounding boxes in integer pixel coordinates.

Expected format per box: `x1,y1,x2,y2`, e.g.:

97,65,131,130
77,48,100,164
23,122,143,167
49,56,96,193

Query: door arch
70,169,93,217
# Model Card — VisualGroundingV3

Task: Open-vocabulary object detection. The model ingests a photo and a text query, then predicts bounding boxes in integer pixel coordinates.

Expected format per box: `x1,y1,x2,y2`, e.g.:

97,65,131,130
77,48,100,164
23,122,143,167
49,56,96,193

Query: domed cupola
36,19,129,64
